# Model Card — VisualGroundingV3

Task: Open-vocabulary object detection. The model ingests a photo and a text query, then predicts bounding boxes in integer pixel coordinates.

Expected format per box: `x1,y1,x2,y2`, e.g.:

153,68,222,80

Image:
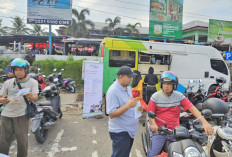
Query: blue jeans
147,130,176,157
109,132,134,157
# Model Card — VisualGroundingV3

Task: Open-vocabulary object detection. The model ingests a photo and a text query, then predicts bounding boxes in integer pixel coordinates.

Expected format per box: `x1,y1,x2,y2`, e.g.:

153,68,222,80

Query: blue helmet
10,58,30,75
160,71,178,90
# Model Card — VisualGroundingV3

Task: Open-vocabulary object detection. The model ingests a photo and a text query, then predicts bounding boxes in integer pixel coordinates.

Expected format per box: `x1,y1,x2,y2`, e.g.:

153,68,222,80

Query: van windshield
210,60,228,75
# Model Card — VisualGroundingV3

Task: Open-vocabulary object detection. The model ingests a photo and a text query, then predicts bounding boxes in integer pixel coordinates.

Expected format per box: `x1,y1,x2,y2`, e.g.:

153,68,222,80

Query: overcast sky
0,0,232,34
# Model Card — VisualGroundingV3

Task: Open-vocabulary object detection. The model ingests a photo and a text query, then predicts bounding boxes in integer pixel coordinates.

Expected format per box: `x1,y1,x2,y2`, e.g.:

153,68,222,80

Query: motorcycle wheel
70,85,76,93
141,132,148,156
58,107,62,118
35,127,48,144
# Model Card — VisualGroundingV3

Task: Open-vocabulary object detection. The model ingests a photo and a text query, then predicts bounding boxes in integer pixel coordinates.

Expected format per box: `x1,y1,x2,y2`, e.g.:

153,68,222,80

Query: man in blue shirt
106,66,139,157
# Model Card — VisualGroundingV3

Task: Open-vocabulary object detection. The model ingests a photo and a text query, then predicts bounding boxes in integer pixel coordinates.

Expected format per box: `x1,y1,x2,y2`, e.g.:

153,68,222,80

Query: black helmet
203,98,229,114
160,71,178,90
11,58,30,76
216,77,226,84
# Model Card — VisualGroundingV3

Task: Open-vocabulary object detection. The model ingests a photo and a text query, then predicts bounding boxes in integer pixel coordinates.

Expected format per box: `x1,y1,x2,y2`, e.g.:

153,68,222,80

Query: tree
9,16,30,35
0,19,8,35
30,24,47,36
104,16,121,36
66,8,94,38
125,22,141,36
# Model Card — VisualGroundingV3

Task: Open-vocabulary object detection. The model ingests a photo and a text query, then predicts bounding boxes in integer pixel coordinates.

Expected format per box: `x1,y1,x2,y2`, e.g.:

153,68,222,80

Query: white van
137,42,230,94
99,37,230,94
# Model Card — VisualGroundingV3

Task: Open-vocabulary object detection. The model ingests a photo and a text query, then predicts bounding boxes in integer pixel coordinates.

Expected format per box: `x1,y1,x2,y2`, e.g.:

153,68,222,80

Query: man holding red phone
106,66,139,157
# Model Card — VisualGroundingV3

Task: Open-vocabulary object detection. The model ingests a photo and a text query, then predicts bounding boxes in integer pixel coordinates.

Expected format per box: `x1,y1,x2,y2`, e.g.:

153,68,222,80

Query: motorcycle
31,84,62,144
201,97,232,157
184,79,207,111
0,74,8,90
141,110,210,157
53,69,76,93
208,77,229,102
29,68,46,96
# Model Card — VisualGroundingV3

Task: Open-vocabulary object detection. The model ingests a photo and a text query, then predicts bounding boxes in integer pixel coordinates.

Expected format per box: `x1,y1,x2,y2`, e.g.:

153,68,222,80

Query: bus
98,37,230,95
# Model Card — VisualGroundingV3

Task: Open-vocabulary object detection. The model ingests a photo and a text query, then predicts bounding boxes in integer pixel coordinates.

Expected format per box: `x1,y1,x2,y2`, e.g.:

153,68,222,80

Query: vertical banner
149,0,183,39
83,62,103,118
208,19,232,44
27,0,72,25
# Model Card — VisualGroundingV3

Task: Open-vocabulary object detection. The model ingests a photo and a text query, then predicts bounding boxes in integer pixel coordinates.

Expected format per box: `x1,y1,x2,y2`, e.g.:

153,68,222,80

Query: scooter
53,69,76,93
203,114,232,157
31,84,62,144
141,110,211,157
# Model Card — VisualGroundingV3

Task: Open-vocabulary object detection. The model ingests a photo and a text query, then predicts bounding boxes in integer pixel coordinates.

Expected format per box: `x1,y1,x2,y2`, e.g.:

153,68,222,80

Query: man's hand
26,92,37,101
127,97,138,108
7,72,14,78
0,96,10,104
150,124,159,133
202,122,214,136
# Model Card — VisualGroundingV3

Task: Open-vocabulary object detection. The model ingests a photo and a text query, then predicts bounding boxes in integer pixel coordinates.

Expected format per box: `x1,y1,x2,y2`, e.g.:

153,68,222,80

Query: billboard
208,19,232,44
149,0,183,39
27,0,72,25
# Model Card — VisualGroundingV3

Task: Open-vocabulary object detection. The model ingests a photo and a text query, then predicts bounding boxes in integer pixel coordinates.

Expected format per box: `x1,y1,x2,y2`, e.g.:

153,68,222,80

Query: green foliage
33,59,84,86
0,57,12,75
67,53,74,61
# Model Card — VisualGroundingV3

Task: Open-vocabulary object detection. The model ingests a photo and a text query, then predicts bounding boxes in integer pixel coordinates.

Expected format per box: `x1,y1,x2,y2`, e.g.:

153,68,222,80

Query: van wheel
208,85,217,95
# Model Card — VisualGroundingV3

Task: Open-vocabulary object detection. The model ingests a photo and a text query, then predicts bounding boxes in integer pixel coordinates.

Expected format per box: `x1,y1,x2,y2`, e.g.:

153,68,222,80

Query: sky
0,0,232,34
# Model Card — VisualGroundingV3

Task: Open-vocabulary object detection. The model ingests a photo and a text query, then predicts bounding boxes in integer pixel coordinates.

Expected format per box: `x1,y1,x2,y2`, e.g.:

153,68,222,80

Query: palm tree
30,24,47,36
104,16,121,36
9,16,30,35
0,19,8,35
66,8,94,38
125,22,141,36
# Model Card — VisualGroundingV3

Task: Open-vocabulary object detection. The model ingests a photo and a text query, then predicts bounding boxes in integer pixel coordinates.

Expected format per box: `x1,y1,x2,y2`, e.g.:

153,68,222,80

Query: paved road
6,93,147,157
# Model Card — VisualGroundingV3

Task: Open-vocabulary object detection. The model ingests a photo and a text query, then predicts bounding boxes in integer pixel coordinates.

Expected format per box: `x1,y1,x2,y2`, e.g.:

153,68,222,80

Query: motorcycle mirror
61,69,64,71
148,111,156,118
38,68,40,71
54,68,57,72
201,109,212,118
42,75,46,77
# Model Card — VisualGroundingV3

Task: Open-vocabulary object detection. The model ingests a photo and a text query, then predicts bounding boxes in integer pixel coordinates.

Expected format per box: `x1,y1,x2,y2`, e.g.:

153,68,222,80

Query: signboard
83,62,103,118
27,0,72,25
149,0,183,39
225,51,232,61
208,19,232,44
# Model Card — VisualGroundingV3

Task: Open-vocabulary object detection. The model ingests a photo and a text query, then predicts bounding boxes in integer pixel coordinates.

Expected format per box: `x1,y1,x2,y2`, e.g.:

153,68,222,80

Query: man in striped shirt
147,71,213,157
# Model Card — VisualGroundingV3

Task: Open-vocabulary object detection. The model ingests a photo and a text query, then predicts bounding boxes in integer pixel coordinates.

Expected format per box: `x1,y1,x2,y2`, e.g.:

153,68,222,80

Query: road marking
135,149,143,157
92,127,97,134
92,151,98,157
92,140,97,144
61,147,77,152
47,129,64,157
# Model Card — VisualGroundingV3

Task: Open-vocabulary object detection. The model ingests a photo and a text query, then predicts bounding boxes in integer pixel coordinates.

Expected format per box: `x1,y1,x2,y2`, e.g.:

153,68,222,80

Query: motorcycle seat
37,101,51,106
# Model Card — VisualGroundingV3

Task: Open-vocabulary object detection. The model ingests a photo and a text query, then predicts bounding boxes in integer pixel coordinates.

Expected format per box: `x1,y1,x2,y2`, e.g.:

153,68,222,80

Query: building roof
182,20,208,31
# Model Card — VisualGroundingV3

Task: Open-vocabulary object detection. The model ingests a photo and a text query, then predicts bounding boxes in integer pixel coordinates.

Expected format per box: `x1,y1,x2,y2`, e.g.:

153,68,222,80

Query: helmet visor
161,72,177,82
11,58,28,68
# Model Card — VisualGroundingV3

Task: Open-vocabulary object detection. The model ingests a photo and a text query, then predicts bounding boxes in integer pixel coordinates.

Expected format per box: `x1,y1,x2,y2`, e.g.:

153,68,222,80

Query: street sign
225,51,232,60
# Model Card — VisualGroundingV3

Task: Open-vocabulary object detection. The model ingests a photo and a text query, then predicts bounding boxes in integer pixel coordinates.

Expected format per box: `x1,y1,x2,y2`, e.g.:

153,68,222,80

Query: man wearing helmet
0,58,38,157
147,71,214,157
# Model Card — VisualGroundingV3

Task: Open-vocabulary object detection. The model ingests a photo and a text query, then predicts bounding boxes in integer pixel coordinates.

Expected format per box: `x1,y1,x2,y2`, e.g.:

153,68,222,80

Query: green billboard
208,19,232,44
149,0,183,39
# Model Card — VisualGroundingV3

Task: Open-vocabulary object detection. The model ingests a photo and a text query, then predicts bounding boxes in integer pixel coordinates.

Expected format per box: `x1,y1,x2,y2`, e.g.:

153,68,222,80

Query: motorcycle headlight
173,152,183,157
184,147,201,157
